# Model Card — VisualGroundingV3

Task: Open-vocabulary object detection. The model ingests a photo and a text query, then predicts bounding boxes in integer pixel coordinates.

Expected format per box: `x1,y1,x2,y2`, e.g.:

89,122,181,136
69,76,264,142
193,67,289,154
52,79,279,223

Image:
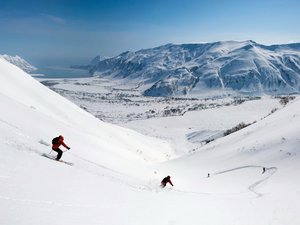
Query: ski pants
52,148,63,160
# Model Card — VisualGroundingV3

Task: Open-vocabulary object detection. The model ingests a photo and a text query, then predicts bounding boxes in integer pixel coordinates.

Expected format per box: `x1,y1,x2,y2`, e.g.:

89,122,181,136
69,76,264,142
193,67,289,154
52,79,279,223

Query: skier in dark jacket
52,135,70,160
161,176,174,188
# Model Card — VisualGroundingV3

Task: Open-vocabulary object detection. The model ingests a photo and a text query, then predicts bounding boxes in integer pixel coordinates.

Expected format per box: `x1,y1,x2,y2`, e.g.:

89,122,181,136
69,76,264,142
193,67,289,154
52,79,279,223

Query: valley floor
40,77,285,155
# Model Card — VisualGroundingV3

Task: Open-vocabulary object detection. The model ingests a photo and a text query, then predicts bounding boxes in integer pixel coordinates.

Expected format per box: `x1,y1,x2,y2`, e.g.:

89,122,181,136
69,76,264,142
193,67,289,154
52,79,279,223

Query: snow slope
0,57,174,177
1,57,300,225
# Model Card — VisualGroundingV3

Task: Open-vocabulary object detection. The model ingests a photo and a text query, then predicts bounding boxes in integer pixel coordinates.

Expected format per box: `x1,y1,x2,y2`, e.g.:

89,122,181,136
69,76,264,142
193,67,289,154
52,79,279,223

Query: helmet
59,135,64,140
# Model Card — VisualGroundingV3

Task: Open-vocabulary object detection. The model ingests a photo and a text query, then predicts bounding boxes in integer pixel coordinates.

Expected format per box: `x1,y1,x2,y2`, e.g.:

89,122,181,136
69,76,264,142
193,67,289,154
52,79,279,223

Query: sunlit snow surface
1,58,300,225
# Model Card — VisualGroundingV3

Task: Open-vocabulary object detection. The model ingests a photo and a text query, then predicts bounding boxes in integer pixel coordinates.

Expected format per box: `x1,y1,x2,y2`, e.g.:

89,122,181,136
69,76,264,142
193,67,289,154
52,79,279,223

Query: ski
41,153,74,166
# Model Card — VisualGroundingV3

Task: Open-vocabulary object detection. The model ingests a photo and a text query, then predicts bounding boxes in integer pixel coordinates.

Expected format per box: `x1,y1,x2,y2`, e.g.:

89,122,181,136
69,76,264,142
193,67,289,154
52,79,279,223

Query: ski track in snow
0,149,147,208
213,165,264,175
4,131,146,193
0,118,21,131
16,142,280,198
6,138,151,193
152,166,278,197
214,165,278,198
2,127,280,200
47,150,151,191
248,167,277,198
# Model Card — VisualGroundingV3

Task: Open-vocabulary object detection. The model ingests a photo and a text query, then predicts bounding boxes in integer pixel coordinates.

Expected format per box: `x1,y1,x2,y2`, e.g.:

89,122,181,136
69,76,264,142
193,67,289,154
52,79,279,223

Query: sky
0,0,299,67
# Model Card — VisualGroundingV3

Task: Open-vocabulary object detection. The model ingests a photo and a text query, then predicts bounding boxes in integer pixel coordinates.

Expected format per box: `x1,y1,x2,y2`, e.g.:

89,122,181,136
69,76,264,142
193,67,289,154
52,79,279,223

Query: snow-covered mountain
71,55,111,70
1,56,300,225
86,41,300,96
89,55,112,66
0,54,37,73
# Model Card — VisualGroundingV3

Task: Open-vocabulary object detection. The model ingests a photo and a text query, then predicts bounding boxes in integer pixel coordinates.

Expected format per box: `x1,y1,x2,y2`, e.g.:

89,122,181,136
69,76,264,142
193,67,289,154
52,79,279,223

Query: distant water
32,67,91,79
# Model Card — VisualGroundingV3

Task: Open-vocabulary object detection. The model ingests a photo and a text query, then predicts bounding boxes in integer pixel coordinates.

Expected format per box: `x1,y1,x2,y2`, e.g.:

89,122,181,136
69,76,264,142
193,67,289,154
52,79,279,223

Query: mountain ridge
78,40,300,96
0,54,37,73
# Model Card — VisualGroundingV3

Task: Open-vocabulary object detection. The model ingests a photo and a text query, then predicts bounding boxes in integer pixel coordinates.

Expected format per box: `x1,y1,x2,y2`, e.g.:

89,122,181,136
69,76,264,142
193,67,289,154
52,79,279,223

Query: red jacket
52,138,69,150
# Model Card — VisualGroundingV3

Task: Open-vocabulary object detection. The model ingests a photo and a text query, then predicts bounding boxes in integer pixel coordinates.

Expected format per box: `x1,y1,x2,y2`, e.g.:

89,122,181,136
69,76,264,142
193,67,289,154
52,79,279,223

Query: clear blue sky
0,0,299,67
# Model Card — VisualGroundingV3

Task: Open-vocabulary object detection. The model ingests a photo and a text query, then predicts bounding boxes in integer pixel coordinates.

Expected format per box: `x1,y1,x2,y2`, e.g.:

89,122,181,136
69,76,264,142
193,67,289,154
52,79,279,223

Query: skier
161,175,174,188
52,135,70,160
262,167,266,174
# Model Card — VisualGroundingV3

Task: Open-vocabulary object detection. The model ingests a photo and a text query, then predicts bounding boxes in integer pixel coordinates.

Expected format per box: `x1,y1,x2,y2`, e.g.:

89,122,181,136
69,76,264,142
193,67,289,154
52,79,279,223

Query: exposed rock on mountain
82,41,300,96
0,54,37,73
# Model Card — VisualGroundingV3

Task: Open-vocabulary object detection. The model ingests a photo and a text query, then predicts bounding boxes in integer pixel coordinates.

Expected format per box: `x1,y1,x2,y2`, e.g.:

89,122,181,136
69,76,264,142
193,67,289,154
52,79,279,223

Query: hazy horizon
1,0,299,67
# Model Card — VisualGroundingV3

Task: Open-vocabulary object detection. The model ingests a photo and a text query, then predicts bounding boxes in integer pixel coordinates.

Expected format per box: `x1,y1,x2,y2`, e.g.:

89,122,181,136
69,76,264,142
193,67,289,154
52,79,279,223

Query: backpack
52,137,59,145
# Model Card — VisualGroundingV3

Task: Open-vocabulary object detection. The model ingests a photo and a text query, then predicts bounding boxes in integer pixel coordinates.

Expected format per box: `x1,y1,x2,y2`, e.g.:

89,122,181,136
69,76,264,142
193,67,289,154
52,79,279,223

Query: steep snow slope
84,41,300,96
157,96,300,224
0,58,172,174
162,96,300,191
1,57,300,225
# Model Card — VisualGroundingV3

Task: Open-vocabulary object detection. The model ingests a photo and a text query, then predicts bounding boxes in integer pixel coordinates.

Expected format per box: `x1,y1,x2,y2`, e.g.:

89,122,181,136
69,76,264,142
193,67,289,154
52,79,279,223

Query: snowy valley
0,54,300,225
1,54,300,225
2,0,300,222
39,76,290,155
75,41,300,96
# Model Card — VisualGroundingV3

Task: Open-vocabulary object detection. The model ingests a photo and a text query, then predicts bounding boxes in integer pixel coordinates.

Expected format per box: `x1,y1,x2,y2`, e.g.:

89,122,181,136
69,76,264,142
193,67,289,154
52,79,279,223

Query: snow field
1,58,300,225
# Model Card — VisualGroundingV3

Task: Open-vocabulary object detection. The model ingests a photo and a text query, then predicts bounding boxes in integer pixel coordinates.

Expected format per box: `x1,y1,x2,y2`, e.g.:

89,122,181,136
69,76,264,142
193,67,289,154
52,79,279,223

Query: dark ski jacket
161,176,173,187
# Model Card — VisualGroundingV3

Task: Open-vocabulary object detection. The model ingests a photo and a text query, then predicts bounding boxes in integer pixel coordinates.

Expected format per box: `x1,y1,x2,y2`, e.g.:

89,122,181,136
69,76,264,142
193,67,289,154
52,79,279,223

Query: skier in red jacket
52,135,70,160
161,176,174,188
